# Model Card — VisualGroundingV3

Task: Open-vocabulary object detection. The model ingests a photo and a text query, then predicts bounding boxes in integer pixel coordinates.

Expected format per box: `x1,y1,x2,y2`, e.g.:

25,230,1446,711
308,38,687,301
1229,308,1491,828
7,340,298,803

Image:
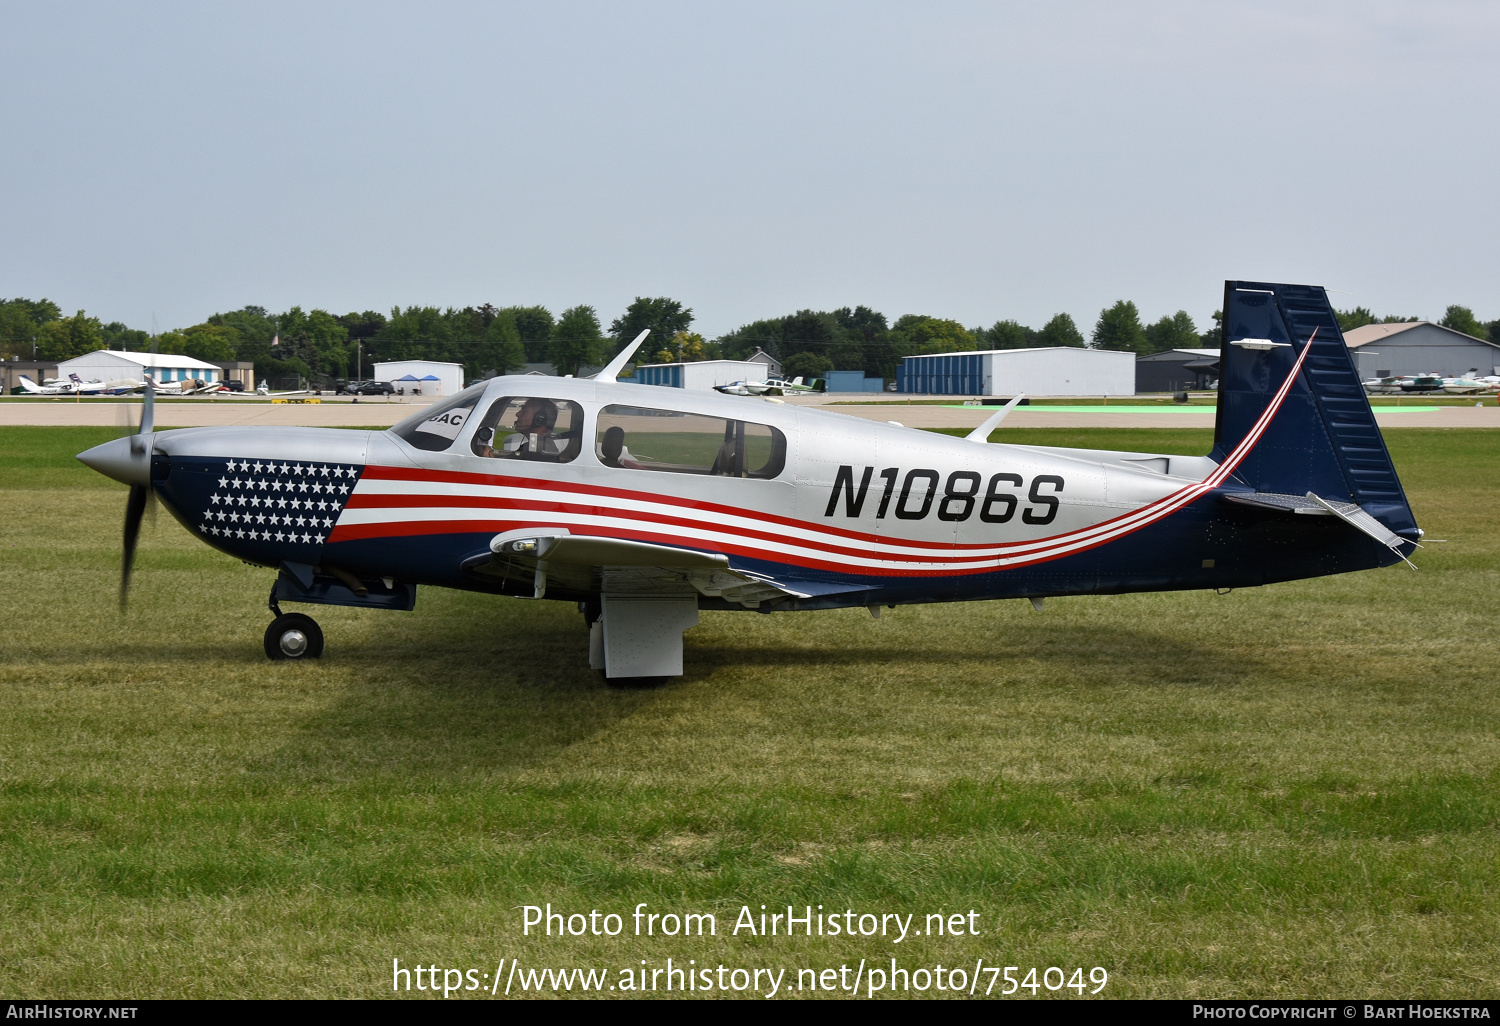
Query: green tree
1143,310,1199,353
34,310,104,360
986,319,1036,349
274,307,351,379
337,310,387,340
888,315,977,354
479,310,526,377
716,317,789,361
158,323,239,362
0,297,61,359
1092,301,1148,354
548,305,608,376
608,297,693,358
505,306,555,361
1335,306,1377,331
832,305,888,371
782,351,833,381
670,331,707,361
100,322,150,351
1381,314,1421,323
1037,313,1086,348
1439,305,1485,338
1487,320,1500,346
1200,310,1224,347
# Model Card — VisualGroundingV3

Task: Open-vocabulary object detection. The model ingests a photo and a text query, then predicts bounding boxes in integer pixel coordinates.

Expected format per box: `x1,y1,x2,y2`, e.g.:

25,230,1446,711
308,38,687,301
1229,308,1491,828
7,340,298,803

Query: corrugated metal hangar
897,347,1135,396
1343,322,1500,379
636,359,769,390
1136,348,1221,392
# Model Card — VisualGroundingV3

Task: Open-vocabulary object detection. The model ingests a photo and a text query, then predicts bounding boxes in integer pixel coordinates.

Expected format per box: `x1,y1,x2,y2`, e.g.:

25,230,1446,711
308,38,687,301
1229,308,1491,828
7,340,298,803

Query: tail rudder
18,375,42,393
1211,280,1418,542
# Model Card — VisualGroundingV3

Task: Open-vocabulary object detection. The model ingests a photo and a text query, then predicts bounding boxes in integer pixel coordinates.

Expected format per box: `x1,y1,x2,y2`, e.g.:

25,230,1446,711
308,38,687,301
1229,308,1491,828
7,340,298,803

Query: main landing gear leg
265,584,323,660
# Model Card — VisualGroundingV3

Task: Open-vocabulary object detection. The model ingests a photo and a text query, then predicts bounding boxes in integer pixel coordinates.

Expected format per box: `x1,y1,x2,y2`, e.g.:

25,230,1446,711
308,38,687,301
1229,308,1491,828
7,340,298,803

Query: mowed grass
1,426,1497,999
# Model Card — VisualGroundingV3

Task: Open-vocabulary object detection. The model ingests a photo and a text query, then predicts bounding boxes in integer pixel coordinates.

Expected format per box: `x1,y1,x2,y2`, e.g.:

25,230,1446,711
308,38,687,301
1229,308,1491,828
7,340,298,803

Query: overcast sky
3,1,1496,337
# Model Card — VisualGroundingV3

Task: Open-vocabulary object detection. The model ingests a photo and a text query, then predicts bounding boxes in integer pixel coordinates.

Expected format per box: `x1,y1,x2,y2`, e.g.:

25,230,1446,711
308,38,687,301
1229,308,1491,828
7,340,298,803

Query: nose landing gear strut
265,585,324,660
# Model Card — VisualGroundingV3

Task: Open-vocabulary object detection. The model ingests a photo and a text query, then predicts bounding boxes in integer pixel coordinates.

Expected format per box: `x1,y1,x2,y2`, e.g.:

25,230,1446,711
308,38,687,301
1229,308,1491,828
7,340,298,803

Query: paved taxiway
2,394,1496,429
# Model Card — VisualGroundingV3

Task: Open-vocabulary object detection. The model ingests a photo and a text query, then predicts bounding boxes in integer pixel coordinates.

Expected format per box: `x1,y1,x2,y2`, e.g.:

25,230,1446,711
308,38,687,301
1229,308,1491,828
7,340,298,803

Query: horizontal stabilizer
1304,491,1414,566
1220,490,1415,566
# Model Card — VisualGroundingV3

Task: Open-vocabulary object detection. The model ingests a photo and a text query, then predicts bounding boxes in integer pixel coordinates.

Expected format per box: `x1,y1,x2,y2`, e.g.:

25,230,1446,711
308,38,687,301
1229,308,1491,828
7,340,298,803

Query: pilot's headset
526,399,558,431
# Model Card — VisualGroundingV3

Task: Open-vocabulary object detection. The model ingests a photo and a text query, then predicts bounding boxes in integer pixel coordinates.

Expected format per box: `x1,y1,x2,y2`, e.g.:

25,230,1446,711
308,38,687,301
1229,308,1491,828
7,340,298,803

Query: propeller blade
122,483,148,608
139,375,155,435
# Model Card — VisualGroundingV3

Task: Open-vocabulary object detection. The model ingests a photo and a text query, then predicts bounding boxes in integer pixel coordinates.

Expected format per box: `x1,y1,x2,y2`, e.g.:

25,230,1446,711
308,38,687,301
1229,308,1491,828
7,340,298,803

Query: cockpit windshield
389,384,486,451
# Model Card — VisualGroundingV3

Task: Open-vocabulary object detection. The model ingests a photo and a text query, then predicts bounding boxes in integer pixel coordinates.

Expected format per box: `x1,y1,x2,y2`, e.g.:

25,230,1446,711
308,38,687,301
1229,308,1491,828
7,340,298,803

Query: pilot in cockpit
475,397,563,459
500,398,560,456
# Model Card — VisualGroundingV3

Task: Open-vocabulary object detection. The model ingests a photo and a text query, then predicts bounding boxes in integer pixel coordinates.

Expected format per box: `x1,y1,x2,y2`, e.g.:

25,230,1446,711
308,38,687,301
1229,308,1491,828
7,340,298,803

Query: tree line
3,294,1495,386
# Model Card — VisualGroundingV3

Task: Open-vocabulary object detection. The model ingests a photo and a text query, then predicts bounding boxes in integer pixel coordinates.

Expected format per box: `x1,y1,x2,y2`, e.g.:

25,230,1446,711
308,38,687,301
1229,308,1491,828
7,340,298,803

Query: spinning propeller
77,377,157,607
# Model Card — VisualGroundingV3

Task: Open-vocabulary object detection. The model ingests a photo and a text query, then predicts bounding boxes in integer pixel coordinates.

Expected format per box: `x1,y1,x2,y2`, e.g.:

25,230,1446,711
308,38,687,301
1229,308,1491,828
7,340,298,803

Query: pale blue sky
2,1,1496,336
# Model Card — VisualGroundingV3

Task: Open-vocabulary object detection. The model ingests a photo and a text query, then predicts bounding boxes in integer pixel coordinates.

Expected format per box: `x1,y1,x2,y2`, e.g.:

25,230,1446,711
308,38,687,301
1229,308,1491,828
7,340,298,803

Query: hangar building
372,360,464,397
1136,348,1221,392
897,347,1135,396
58,350,224,384
1343,322,1500,379
636,359,769,391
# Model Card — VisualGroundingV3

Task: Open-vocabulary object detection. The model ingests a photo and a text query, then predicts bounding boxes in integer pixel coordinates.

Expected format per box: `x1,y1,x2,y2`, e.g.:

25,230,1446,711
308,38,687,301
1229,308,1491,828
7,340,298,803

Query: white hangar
57,350,225,384
898,347,1136,396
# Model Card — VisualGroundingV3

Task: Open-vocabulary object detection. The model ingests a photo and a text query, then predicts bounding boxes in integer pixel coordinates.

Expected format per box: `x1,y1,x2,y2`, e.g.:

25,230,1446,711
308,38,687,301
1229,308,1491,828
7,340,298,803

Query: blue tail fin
1210,281,1418,539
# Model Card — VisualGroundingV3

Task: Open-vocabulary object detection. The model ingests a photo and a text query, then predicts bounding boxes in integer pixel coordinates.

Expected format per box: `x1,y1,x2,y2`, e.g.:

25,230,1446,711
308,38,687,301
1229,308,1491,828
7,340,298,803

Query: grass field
1,426,1497,999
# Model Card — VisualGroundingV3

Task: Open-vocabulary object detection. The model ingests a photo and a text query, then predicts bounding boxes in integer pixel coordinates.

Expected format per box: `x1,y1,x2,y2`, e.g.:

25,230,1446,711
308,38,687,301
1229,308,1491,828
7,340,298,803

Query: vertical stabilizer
1211,281,1417,540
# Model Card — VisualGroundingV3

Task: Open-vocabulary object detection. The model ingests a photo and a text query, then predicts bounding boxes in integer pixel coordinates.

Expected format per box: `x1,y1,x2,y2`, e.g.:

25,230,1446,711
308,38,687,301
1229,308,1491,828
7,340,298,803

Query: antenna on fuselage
963,393,1026,442
595,329,651,383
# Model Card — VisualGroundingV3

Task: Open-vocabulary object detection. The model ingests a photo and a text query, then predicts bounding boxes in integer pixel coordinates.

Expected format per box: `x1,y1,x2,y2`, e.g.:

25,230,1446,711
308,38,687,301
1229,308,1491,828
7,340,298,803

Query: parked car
352,380,395,396
224,380,245,392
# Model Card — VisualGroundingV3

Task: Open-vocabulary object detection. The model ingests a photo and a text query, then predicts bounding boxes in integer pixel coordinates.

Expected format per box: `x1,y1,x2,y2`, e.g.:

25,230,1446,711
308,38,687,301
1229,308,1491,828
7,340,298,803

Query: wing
461,528,867,608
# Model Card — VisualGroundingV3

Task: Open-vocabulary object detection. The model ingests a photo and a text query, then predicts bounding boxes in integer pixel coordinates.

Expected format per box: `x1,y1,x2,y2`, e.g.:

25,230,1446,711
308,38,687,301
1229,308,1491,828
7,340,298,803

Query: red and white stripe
330,338,1313,578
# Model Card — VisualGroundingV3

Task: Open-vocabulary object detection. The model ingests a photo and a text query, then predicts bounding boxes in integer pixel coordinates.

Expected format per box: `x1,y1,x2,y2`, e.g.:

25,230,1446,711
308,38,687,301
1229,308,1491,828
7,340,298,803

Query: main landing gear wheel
264,613,324,661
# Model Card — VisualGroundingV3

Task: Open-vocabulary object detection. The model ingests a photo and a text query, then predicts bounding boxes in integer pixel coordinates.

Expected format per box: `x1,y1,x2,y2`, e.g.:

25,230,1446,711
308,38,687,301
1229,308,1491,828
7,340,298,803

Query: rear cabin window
390,385,485,451
595,405,786,478
470,396,585,463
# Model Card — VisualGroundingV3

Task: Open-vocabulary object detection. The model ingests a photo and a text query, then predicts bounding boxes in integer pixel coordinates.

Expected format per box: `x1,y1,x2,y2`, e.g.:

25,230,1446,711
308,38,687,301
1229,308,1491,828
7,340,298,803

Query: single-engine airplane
78,282,1421,680
714,376,824,396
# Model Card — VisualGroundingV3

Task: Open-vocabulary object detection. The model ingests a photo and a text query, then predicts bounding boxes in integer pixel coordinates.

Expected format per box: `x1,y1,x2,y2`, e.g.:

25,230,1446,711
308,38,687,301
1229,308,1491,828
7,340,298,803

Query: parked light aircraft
20,373,144,395
78,282,1421,680
714,376,824,396
18,374,78,395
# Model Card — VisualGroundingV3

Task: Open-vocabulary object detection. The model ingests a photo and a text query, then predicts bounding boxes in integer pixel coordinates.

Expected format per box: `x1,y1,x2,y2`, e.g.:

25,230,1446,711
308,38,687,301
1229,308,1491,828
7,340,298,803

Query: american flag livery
327,333,1313,581
193,458,363,554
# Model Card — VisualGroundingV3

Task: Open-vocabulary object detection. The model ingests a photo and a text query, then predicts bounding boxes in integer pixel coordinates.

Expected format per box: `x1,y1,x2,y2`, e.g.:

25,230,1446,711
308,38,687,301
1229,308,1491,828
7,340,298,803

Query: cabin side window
470,396,585,463
389,384,486,452
595,405,786,478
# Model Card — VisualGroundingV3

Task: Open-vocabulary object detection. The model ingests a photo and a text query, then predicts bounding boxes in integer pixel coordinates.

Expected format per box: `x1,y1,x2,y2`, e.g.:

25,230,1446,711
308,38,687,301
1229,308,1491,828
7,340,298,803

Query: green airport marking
927,404,1446,413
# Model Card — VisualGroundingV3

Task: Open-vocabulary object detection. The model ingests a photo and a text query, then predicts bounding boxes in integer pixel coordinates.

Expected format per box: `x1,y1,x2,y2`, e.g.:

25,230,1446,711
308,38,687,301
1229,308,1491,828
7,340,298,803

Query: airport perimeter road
0,397,431,427
2,394,1496,428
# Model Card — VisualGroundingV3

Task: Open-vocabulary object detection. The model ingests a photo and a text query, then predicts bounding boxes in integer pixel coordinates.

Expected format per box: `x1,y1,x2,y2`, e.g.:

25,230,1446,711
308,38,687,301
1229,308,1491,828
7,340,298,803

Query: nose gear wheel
264,612,324,660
